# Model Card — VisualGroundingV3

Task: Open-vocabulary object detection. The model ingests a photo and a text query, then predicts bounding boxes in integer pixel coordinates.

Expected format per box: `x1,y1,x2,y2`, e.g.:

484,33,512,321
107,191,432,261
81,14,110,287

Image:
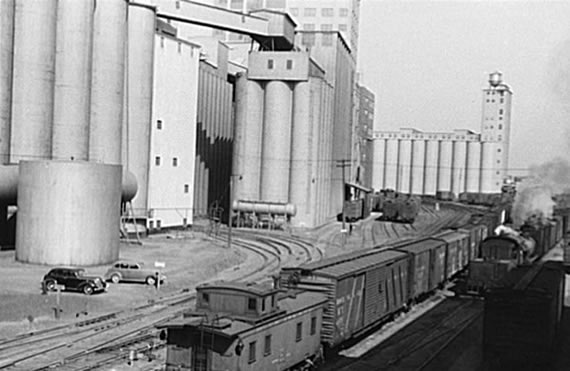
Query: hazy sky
357,0,570,176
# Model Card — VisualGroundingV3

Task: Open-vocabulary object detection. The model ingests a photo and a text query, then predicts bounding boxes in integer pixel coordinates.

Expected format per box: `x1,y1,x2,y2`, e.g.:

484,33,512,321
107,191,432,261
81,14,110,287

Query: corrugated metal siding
363,265,386,326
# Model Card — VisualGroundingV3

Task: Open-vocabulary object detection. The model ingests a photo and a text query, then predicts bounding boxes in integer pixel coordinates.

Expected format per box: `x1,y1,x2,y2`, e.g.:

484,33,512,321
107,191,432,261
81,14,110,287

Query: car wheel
145,276,156,286
110,274,121,284
45,280,56,291
83,285,94,295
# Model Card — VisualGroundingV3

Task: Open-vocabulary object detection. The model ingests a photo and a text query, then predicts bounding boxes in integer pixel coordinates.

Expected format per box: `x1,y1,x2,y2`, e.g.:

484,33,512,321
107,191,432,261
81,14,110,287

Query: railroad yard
0,202,569,370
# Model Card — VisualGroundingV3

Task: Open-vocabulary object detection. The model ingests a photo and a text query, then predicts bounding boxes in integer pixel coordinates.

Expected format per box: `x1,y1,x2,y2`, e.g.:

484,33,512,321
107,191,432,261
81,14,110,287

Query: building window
248,341,256,363
156,220,162,229
338,24,347,32
339,7,349,17
500,98,504,104
321,7,333,17
321,23,333,31
172,157,178,167
155,156,161,166
498,148,502,152
286,59,293,70
248,298,256,310
184,184,189,193
183,217,187,226
304,7,316,16
296,322,303,342
499,109,503,114
322,33,333,46
303,23,315,31
271,295,275,308
267,59,274,69
310,316,317,335
264,335,271,356
290,7,298,16
203,292,209,303
149,220,154,229
498,124,502,130
261,298,266,311
157,120,163,130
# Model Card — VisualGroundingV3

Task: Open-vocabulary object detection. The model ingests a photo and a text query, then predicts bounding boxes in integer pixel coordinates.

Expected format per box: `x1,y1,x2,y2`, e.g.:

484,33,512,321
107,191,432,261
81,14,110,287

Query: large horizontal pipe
232,200,297,216
0,164,138,204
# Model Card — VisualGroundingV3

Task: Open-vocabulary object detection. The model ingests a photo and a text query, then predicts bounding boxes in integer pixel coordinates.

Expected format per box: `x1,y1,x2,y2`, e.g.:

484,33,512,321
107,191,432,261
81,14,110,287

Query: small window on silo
267,59,274,69
286,60,293,70
155,156,161,166
184,184,189,193
157,120,163,130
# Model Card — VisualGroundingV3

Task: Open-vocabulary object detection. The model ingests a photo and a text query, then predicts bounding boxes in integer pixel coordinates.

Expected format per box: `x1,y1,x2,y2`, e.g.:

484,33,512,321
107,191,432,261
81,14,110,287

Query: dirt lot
0,230,250,338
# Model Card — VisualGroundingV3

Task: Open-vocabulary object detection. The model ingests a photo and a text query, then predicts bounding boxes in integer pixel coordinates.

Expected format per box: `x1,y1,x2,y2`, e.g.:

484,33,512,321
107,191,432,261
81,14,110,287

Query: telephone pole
336,159,351,232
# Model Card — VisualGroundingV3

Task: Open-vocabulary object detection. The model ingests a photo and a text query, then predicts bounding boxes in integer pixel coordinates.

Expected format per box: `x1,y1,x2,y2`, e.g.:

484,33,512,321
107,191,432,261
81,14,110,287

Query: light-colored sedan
104,261,166,286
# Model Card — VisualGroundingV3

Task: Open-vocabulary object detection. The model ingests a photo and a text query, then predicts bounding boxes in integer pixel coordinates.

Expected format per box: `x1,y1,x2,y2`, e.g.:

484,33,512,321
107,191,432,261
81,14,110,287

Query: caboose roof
158,290,327,337
197,280,279,297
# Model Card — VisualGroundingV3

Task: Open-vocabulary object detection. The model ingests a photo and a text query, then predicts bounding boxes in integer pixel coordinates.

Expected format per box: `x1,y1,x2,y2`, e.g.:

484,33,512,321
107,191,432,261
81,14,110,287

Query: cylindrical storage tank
239,79,264,201
308,78,323,227
451,140,467,196
480,142,496,193
15,161,122,265
260,80,292,203
437,140,453,193
398,139,412,194
10,0,57,163
125,3,155,212
90,0,127,165
289,81,311,226
372,138,386,191
410,140,426,195
423,140,439,195
231,72,248,203
384,138,399,190
0,0,15,165
52,0,94,161
466,141,482,192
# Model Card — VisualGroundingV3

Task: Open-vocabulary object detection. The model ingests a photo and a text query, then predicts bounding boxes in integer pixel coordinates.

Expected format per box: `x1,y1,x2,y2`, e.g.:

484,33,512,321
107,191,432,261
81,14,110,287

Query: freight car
158,210,502,371
483,261,565,369
379,193,421,223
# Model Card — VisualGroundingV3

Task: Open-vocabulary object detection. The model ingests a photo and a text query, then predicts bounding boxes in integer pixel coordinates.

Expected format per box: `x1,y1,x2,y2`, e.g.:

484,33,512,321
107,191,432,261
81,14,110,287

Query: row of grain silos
232,52,335,228
0,0,153,265
373,134,501,196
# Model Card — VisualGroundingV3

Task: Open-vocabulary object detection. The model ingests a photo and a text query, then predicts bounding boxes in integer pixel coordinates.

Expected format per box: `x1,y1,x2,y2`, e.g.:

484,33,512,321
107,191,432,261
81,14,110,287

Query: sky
357,0,570,176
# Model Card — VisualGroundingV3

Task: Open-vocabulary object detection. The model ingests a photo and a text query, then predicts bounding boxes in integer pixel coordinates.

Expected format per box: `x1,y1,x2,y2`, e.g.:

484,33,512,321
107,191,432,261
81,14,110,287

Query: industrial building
371,71,512,196
0,0,373,264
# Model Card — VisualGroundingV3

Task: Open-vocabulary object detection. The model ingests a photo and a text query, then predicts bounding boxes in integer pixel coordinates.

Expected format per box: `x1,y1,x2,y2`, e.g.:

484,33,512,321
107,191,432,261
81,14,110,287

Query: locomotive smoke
512,158,570,226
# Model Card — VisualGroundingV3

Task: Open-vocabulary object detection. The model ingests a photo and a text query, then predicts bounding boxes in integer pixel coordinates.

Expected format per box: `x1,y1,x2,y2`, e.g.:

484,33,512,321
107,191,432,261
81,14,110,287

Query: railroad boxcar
435,190,455,201
454,222,487,261
483,261,565,369
393,239,447,301
431,230,471,279
158,281,328,371
281,250,410,348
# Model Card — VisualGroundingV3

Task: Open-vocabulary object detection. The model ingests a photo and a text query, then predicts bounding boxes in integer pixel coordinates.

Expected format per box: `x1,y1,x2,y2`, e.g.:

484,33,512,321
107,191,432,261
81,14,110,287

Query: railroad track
327,297,483,371
0,229,321,371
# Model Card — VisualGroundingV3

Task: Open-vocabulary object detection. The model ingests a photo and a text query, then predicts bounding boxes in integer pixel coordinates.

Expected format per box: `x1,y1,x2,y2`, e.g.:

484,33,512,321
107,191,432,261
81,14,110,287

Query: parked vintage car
42,267,107,295
104,261,166,285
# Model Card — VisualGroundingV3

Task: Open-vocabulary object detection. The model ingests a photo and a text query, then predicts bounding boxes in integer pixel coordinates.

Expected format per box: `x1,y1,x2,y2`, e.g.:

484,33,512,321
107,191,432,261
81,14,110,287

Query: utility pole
228,175,234,249
336,159,351,232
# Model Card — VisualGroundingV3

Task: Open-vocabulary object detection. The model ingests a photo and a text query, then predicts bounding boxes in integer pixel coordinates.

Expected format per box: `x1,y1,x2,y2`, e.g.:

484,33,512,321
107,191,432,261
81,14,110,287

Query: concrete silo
126,2,155,213
10,0,57,163
437,140,453,194
410,139,426,195
397,139,412,193
16,161,122,265
384,139,399,190
289,81,311,225
52,0,94,161
90,0,127,165
480,142,496,193
0,0,14,165
373,138,386,190
423,140,439,195
451,140,467,196
465,141,482,192
238,79,264,201
260,80,292,202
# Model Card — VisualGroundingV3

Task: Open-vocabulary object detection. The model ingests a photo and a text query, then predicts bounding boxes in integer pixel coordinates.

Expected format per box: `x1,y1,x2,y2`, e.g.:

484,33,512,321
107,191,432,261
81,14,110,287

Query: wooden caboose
158,281,327,371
